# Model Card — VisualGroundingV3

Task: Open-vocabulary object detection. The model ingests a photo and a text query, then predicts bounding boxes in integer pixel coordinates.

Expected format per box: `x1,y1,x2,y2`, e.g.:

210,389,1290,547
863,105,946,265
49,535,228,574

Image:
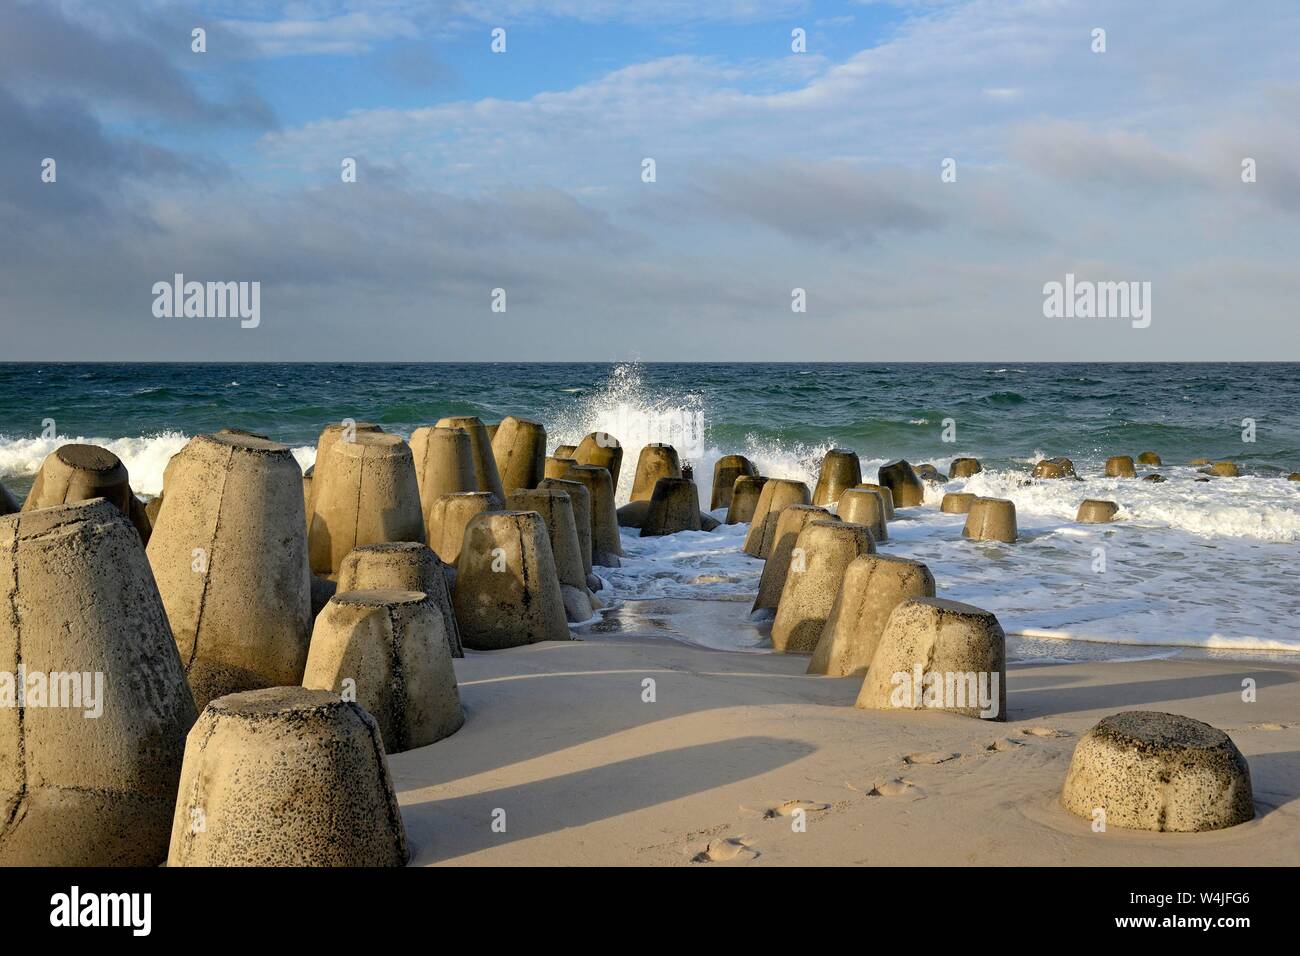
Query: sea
2,361,1297,661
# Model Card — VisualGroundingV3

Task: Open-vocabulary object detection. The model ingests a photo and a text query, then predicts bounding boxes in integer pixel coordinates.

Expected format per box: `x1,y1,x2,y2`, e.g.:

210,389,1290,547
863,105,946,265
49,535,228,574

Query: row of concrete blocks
732,449,1254,833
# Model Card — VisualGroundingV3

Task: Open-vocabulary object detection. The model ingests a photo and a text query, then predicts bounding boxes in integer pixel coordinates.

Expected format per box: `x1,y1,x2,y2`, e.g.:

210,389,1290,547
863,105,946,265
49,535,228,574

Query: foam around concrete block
1032,457,1077,479
436,416,506,501
742,478,812,558
770,520,875,653
147,433,312,711
949,457,982,479
1076,499,1118,524
1105,455,1136,478
630,444,681,502
877,460,925,508
813,449,862,506
167,687,408,866
726,475,768,524
856,597,1007,720
836,488,887,542
453,511,571,649
1,500,196,865
752,505,834,612
337,542,463,657
962,497,1017,543
1061,711,1254,832
808,554,936,677
710,454,756,511
304,590,463,752
492,416,547,493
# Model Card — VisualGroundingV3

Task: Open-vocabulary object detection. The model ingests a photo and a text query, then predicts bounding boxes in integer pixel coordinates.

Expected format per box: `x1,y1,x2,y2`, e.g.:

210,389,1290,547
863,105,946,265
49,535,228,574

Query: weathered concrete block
1076,499,1118,524
855,482,895,520
1032,456,1077,479
742,478,812,558
22,443,151,542
167,687,408,866
1105,455,1136,478
574,432,623,490
752,505,834,613
641,477,702,537
710,454,757,511
410,426,477,527
808,554,936,677
836,488,887,542
508,488,594,622
436,416,506,501
949,457,982,479
878,460,925,508
538,477,592,575
725,475,768,524
915,463,947,483
425,491,499,566
812,449,862,506
1061,711,1254,832
337,542,463,657
492,416,547,493
770,520,875,654
962,497,1017,543
630,443,681,502
549,461,621,566
1136,451,1161,466
940,492,976,514
307,421,383,521
1,500,196,865
1207,461,1240,477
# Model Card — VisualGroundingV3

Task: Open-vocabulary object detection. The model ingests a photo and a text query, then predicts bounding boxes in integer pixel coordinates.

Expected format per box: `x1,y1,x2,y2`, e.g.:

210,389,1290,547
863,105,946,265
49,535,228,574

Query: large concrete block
337,542,463,657
148,433,312,711
425,491,499,567
22,443,151,542
808,555,936,677
812,449,862,506
1076,499,1118,524
836,488,887,542
538,477,593,575
630,444,681,502
492,416,547,493
725,475,768,524
710,454,756,511
409,426,477,523
940,492,976,514
856,598,1006,720
1032,456,1077,479
550,461,621,566
877,460,925,508
508,488,594,622
574,432,623,490
1105,455,1136,478
641,477,702,537
304,590,463,752
453,511,571,649
752,505,834,613
1,500,196,865
855,483,895,520
309,432,426,576
307,421,383,521
962,497,1018,543
436,416,506,501
949,457,982,479
1061,711,1254,832
742,478,812,558
167,687,408,866
1136,451,1161,466
770,520,875,654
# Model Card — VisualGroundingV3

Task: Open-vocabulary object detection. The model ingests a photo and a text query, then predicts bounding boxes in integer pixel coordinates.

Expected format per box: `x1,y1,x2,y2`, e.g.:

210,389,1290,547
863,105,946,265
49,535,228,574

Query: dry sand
390,599,1300,866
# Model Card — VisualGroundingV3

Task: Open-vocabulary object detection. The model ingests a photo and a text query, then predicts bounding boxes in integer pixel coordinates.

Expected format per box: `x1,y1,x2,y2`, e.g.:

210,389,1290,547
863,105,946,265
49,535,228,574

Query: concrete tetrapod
1137,451,1162,466
751,505,834,613
940,492,976,514
949,457,982,479
409,425,477,516
630,444,681,502
855,483,895,520
726,476,768,525
435,416,506,501
303,590,464,752
878,460,925,508
1060,711,1254,832
1032,457,1077,479
309,432,426,576
492,416,547,493
836,488,887,542
538,477,593,577
742,479,812,558
770,520,875,654
812,449,862,506
167,687,408,866
1076,499,1118,524
962,497,1018,543
856,598,1007,720
22,443,151,543
0,500,197,866
550,462,622,566
1105,456,1137,478
641,477,702,537
147,433,312,711
425,491,499,567
553,445,577,459
710,454,756,511
574,433,624,491
453,511,571,649
808,554,937,677
307,421,383,521
337,542,463,657
1207,461,1240,477
508,488,595,622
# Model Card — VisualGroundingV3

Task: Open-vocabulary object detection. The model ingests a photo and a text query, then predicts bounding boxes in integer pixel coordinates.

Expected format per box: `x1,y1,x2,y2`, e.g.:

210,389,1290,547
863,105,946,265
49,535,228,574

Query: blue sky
2,1,1298,361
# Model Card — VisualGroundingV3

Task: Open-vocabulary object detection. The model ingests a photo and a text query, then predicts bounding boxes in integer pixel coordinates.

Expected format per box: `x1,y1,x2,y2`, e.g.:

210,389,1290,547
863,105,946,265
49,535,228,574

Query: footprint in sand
848,778,923,798
762,799,830,819
1248,722,1290,731
985,737,1025,752
903,751,958,765
692,837,760,863
1019,727,1070,738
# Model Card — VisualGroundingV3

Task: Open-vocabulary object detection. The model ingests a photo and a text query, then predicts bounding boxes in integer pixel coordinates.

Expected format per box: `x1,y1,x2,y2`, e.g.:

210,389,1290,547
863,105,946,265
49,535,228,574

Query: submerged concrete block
1076,499,1118,524
492,416,547,494
148,433,312,711
538,477,592,575
725,475,768,524
915,463,947,483
304,590,463,752
436,416,506,501
336,542,463,657
813,449,862,506
742,478,812,558
1032,456,1077,479
1105,455,1136,478
962,497,1018,543
878,460,925,508
940,492,976,514
1136,451,1162,466
0,500,196,866
22,443,151,542
1207,461,1240,477
856,482,895,520
949,457,982,479
856,597,1006,720
752,505,834,613
710,454,756,511
508,488,594,622
836,488,887,542
770,520,875,654
574,433,623,490
808,554,936,677
309,432,426,576
453,511,571,649
630,443,681,502
641,477,702,537
1061,711,1254,832
167,687,408,866
551,462,621,566
425,491,499,566
409,426,477,526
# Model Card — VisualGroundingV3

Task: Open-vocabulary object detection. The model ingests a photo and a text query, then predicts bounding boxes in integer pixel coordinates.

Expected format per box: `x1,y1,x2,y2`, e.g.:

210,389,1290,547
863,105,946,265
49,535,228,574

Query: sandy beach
395,599,1300,866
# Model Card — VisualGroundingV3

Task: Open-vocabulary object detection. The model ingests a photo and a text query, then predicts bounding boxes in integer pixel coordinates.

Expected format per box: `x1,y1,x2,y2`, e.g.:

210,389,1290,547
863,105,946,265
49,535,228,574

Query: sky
1,0,1298,361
